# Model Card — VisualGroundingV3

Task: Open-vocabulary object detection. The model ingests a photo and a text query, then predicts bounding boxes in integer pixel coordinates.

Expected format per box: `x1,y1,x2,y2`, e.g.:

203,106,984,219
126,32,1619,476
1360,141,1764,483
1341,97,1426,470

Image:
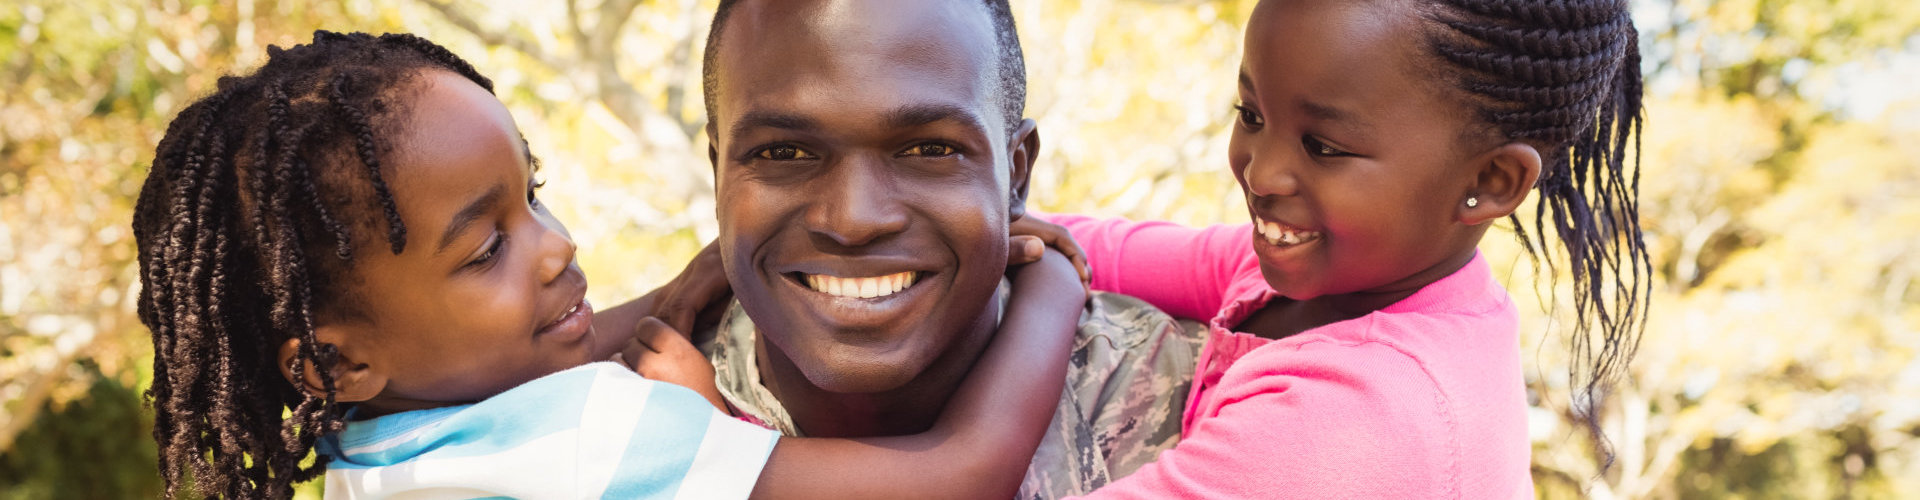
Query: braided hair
132,31,493,499
1421,0,1649,465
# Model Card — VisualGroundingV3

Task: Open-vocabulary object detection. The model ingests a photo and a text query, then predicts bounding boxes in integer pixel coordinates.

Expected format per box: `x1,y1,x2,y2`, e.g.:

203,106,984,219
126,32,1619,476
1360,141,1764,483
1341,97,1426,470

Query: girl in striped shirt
135,30,1083,500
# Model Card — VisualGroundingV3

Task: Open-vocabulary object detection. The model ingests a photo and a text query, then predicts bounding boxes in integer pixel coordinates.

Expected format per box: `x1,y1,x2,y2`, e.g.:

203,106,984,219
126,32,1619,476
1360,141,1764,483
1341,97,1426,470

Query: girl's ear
277,325,386,403
1460,142,1543,225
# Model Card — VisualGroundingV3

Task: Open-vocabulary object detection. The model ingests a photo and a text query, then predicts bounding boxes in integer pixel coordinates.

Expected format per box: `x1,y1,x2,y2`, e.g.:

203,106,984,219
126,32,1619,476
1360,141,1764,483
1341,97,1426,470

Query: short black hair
701,0,1027,136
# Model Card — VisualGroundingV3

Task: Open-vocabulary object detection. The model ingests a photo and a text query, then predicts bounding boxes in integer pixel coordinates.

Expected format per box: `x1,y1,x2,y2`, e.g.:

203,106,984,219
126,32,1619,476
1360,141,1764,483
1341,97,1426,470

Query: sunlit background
2,0,1916,497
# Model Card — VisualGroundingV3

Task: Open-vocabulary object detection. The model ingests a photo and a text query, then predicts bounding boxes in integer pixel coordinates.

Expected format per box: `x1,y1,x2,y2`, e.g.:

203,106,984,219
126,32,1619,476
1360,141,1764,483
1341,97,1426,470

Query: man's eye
528,178,546,207
902,144,956,157
756,145,817,160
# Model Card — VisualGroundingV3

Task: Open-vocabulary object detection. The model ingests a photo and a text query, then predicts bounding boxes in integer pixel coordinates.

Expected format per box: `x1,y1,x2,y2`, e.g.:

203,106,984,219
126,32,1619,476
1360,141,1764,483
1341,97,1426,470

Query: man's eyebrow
884,103,986,132
729,111,821,139
436,184,505,255
1238,71,1256,97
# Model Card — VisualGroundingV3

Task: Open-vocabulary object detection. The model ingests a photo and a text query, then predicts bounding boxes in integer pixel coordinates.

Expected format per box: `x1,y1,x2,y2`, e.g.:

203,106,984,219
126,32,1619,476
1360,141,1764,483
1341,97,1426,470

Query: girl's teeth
1253,215,1321,247
804,271,918,299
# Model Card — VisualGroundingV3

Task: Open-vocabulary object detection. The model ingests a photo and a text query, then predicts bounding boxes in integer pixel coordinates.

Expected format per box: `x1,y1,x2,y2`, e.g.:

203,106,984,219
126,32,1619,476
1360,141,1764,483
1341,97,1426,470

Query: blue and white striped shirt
318,362,779,499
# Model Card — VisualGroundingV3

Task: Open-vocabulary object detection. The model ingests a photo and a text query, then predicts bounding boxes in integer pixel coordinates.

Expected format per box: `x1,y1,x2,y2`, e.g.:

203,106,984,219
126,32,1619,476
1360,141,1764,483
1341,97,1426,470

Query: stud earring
1465,197,1480,208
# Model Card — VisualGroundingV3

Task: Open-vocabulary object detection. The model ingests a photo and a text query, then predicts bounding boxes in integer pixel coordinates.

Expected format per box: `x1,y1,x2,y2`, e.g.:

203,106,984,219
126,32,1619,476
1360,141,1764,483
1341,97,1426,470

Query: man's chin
791,354,927,394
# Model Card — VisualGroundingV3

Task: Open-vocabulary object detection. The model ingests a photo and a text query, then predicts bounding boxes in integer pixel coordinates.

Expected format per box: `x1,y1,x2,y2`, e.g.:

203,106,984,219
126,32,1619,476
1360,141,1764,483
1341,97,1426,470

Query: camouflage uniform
697,289,1206,500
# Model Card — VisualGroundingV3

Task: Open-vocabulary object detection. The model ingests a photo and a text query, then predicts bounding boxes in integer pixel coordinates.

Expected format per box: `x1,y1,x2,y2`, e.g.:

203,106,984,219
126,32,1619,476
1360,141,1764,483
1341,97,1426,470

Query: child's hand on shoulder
1008,217,1090,288
618,317,729,412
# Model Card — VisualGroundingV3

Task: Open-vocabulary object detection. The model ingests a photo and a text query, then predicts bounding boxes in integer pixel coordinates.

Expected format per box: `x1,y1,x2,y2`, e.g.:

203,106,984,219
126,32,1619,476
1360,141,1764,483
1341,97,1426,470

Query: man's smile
798,271,925,299
770,259,948,332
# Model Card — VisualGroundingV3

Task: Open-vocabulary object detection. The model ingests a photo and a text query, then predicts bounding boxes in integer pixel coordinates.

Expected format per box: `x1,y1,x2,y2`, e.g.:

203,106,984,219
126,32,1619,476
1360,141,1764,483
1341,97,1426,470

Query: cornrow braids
132,31,494,499
1422,0,1651,468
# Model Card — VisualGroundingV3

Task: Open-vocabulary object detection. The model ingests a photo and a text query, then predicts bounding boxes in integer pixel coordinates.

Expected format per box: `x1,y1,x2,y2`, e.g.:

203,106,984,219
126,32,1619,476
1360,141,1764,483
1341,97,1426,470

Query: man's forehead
713,0,1003,130
724,0,997,48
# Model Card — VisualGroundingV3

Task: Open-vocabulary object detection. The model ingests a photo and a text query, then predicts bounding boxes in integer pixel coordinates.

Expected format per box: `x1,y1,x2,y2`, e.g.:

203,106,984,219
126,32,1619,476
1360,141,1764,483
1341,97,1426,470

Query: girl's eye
756,145,818,161
528,178,546,207
1302,136,1352,157
901,143,957,157
467,233,506,269
1233,104,1264,129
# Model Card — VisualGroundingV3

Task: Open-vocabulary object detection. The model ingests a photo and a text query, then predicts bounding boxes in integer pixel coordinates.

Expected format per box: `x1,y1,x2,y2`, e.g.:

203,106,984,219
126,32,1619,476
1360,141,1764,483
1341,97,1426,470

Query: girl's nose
1241,148,1301,198
535,216,577,283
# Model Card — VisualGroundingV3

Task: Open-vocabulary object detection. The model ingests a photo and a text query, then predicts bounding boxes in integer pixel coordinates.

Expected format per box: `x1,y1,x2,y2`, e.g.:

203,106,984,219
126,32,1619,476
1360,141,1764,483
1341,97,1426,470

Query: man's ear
1460,142,1542,225
278,324,386,403
1007,118,1040,223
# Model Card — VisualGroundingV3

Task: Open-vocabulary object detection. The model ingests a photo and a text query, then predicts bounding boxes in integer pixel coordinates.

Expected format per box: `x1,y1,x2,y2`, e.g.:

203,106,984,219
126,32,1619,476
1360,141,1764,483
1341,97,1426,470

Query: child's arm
619,317,729,411
1015,213,1252,322
750,248,1085,500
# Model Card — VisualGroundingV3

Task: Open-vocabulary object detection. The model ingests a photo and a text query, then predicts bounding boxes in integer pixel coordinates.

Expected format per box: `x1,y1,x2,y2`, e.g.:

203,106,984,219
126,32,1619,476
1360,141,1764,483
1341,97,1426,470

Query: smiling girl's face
1230,0,1495,304
296,70,622,415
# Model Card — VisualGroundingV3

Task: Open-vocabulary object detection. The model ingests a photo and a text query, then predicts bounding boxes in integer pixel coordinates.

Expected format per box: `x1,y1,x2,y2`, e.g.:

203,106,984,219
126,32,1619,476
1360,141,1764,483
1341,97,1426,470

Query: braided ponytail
1424,0,1650,468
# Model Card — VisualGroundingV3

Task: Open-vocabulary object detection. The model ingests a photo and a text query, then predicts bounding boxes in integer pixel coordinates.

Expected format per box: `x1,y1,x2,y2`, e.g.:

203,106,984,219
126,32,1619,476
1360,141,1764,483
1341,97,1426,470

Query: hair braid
1453,0,1618,29
1425,0,1650,471
380,32,496,92
1436,43,1620,89
134,30,494,498
329,74,409,255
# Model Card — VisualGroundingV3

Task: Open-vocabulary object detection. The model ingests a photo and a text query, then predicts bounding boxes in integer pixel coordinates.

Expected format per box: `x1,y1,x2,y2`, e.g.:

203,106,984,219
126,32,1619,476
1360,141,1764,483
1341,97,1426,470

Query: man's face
708,0,1033,394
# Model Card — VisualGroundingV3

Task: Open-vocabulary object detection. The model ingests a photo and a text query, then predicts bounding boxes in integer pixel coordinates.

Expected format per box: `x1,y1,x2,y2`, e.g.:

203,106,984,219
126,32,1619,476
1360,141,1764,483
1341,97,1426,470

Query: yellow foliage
2,0,1917,498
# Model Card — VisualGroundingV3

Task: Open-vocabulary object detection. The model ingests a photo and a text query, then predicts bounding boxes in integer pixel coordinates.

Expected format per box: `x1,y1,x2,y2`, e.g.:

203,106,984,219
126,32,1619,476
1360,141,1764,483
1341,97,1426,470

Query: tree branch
415,0,566,72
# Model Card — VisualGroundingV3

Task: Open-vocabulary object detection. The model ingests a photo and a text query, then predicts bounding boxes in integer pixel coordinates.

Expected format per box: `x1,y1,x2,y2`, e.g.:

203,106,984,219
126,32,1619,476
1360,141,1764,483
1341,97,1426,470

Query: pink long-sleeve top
1042,214,1534,499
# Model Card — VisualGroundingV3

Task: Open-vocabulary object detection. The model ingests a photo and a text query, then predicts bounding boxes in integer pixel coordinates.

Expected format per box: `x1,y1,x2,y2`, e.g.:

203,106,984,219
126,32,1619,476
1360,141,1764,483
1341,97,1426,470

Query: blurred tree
1518,0,1920,498
1,0,1915,498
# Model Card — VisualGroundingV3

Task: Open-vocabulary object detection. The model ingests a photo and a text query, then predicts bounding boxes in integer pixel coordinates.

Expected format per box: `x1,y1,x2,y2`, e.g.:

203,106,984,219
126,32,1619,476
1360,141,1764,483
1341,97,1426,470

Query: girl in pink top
1020,0,1651,497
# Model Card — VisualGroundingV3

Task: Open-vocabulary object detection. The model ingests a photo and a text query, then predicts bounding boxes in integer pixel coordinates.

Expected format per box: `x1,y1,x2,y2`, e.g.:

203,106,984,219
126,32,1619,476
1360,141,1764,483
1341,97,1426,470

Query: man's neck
756,288,1005,438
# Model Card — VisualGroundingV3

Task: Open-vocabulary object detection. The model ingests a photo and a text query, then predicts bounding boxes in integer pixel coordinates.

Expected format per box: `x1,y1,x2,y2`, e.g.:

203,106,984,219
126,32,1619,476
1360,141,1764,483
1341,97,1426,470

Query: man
609,1,1203,497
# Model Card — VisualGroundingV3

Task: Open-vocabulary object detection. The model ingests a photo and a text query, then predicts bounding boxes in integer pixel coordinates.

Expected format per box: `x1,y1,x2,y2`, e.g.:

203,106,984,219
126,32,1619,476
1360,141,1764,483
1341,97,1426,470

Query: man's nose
805,155,909,248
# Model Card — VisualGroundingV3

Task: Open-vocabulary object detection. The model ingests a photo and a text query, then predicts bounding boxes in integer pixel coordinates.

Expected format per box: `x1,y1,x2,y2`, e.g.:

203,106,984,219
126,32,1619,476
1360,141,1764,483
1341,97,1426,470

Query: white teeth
1253,215,1321,247
804,271,919,299
547,301,580,328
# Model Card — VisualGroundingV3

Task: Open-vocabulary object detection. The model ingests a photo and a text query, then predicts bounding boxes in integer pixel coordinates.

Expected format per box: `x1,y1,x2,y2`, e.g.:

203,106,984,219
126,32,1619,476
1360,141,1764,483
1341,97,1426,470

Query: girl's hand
649,242,734,339
620,317,729,412
1009,217,1090,286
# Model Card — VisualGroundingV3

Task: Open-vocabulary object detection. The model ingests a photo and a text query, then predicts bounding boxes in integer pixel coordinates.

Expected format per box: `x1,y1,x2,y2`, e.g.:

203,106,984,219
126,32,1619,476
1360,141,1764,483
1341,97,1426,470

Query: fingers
631,316,682,354
1009,217,1091,285
625,317,692,373
1008,235,1045,265
1055,240,1091,286
652,241,735,336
